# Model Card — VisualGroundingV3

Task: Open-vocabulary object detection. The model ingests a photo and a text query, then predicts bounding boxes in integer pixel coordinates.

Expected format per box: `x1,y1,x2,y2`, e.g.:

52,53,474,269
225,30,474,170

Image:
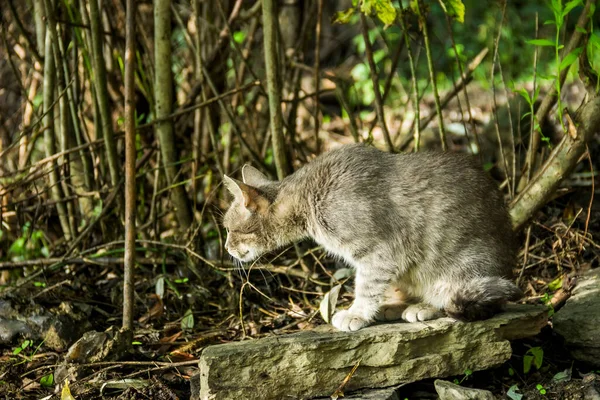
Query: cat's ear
242,164,272,187
223,175,269,213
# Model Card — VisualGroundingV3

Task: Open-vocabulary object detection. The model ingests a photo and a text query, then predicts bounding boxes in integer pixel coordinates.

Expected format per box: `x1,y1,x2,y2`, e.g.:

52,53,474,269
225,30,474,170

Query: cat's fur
222,144,522,331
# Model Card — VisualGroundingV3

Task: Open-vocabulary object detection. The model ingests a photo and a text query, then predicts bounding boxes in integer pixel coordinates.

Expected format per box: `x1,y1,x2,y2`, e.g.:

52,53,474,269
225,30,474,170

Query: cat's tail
444,277,523,321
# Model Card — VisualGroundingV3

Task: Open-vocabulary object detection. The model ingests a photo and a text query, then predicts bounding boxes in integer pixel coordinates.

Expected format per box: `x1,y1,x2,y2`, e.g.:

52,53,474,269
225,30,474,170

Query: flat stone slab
198,305,547,400
553,268,600,367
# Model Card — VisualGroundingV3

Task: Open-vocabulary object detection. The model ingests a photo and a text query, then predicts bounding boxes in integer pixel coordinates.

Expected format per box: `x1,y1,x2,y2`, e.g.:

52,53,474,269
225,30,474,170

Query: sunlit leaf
319,284,342,323
360,0,397,26
61,379,75,400
526,39,555,47
333,7,356,24
233,31,246,44
439,0,466,23
562,0,583,18
548,276,563,291
559,47,584,71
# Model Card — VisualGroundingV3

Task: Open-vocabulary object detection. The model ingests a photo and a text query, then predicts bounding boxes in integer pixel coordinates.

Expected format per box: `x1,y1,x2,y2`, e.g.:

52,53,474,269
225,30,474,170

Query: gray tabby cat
222,144,522,331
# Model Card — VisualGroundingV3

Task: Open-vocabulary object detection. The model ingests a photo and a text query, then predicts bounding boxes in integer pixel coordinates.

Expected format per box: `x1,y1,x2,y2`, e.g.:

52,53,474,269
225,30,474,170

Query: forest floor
1,81,599,400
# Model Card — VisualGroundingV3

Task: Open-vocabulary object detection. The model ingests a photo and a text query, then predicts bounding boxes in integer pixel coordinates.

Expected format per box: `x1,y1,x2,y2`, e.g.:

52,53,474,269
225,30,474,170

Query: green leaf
548,276,563,291
40,373,54,387
552,368,572,382
333,7,356,24
464,369,472,376
233,31,246,44
590,33,600,49
526,39,556,47
507,385,523,400
536,384,546,395
576,26,587,34
514,88,533,106
360,0,397,26
523,354,534,374
524,347,544,373
544,19,556,25
559,47,584,71
181,309,194,331
562,0,583,18
8,237,26,256
439,0,466,23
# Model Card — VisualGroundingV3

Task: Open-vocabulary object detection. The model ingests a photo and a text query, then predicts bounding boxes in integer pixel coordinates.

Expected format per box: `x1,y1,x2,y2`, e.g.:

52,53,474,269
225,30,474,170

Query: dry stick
415,0,446,151
1,83,254,184
155,0,193,230
44,0,91,230
192,0,204,198
88,0,120,189
510,95,600,231
398,4,420,151
523,0,595,185
441,9,481,157
0,257,175,271
65,150,153,256
397,49,487,150
41,29,72,241
525,13,540,187
490,2,513,199
313,0,324,154
335,84,361,143
201,66,265,171
262,0,289,178
182,0,254,110
7,0,43,63
359,12,394,152
122,0,136,333
366,32,405,141
497,60,517,197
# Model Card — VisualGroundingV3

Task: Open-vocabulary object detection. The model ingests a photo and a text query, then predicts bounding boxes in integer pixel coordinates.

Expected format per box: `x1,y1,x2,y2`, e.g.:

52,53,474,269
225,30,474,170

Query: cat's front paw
331,310,371,331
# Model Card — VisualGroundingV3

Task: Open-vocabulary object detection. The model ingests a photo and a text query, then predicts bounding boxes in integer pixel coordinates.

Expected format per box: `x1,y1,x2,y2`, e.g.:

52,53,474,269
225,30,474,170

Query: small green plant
12,339,31,356
541,292,555,317
526,0,586,130
12,339,45,365
40,373,54,387
7,222,50,262
536,383,547,395
523,346,544,374
452,368,473,385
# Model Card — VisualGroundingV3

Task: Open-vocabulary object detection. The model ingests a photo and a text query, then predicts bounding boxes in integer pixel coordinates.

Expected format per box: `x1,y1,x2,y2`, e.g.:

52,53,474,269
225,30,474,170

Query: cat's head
222,165,281,262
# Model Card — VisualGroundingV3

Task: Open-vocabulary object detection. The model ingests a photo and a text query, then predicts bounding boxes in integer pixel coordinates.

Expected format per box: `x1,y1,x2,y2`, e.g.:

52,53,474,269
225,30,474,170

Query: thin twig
359,12,394,152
